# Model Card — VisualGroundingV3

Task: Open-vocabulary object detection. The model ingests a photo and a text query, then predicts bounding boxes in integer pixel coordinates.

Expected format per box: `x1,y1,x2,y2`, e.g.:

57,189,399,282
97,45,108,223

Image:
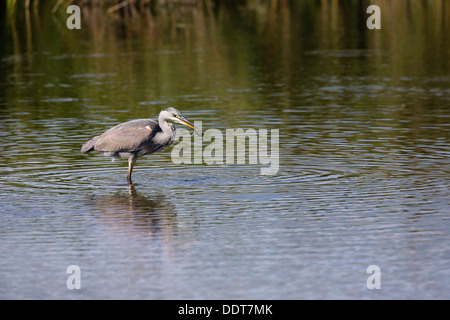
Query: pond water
0,2,449,299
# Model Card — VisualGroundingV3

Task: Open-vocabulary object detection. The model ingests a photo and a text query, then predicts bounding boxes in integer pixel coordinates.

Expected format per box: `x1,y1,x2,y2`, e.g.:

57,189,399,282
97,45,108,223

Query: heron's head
160,107,194,129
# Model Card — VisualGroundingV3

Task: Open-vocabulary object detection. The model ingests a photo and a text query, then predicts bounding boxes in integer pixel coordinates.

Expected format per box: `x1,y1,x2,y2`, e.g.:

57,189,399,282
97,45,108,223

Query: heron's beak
177,116,195,129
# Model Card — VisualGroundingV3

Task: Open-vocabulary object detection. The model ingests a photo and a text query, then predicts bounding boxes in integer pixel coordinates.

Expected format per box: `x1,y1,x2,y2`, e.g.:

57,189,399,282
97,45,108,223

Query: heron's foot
127,173,133,184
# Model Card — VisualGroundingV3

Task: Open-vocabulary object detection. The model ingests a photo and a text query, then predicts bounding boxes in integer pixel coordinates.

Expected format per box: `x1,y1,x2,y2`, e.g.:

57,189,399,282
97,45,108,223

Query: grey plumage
81,107,195,183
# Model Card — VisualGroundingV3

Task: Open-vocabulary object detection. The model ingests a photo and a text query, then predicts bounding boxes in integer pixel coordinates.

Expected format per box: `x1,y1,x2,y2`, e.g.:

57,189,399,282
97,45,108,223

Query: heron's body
81,108,194,183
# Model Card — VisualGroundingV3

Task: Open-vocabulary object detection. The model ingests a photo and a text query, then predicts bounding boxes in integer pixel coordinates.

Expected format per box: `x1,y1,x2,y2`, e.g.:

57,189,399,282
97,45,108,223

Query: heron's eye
172,113,178,118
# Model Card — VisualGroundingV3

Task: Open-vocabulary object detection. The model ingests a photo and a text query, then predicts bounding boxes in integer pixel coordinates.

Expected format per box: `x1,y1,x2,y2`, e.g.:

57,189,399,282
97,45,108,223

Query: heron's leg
127,154,137,184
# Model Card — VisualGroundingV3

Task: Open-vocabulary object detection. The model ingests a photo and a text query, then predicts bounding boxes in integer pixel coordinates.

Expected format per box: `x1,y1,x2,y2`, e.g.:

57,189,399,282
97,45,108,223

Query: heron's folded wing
94,119,159,152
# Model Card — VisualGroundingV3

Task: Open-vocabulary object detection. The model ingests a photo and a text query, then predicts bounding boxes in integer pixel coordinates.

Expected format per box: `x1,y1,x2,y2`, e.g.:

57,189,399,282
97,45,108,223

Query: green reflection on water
0,0,449,170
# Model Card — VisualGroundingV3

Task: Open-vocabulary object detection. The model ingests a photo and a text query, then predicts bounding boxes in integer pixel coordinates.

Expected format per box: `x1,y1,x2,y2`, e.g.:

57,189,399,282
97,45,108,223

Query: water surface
0,1,449,299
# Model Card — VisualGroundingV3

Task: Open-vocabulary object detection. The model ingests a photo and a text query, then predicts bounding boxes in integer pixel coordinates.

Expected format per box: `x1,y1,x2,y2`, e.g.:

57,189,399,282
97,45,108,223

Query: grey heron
81,107,196,184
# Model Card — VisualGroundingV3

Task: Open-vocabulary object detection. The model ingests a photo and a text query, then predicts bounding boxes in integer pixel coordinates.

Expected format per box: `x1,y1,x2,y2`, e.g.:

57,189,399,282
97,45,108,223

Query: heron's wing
94,119,160,152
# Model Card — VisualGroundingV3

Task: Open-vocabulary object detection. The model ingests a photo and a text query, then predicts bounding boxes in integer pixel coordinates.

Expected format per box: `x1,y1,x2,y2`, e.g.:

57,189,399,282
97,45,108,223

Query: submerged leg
127,154,137,184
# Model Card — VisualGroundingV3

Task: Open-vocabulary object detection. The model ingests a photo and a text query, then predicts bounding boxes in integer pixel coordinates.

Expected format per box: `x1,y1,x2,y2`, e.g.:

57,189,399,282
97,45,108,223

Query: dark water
0,2,449,299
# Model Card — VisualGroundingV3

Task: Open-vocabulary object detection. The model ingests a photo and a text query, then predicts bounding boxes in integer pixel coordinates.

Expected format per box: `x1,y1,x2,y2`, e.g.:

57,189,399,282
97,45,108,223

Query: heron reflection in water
90,184,177,234
81,107,197,183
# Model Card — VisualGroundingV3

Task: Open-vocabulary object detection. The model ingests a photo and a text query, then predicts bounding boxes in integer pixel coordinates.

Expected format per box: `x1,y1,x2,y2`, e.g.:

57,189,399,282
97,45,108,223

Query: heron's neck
159,115,174,134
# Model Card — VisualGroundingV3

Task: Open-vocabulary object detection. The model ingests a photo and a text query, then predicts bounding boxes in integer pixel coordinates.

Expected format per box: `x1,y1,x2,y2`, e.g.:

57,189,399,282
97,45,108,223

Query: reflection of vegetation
0,0,448,170
1,0,449,119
